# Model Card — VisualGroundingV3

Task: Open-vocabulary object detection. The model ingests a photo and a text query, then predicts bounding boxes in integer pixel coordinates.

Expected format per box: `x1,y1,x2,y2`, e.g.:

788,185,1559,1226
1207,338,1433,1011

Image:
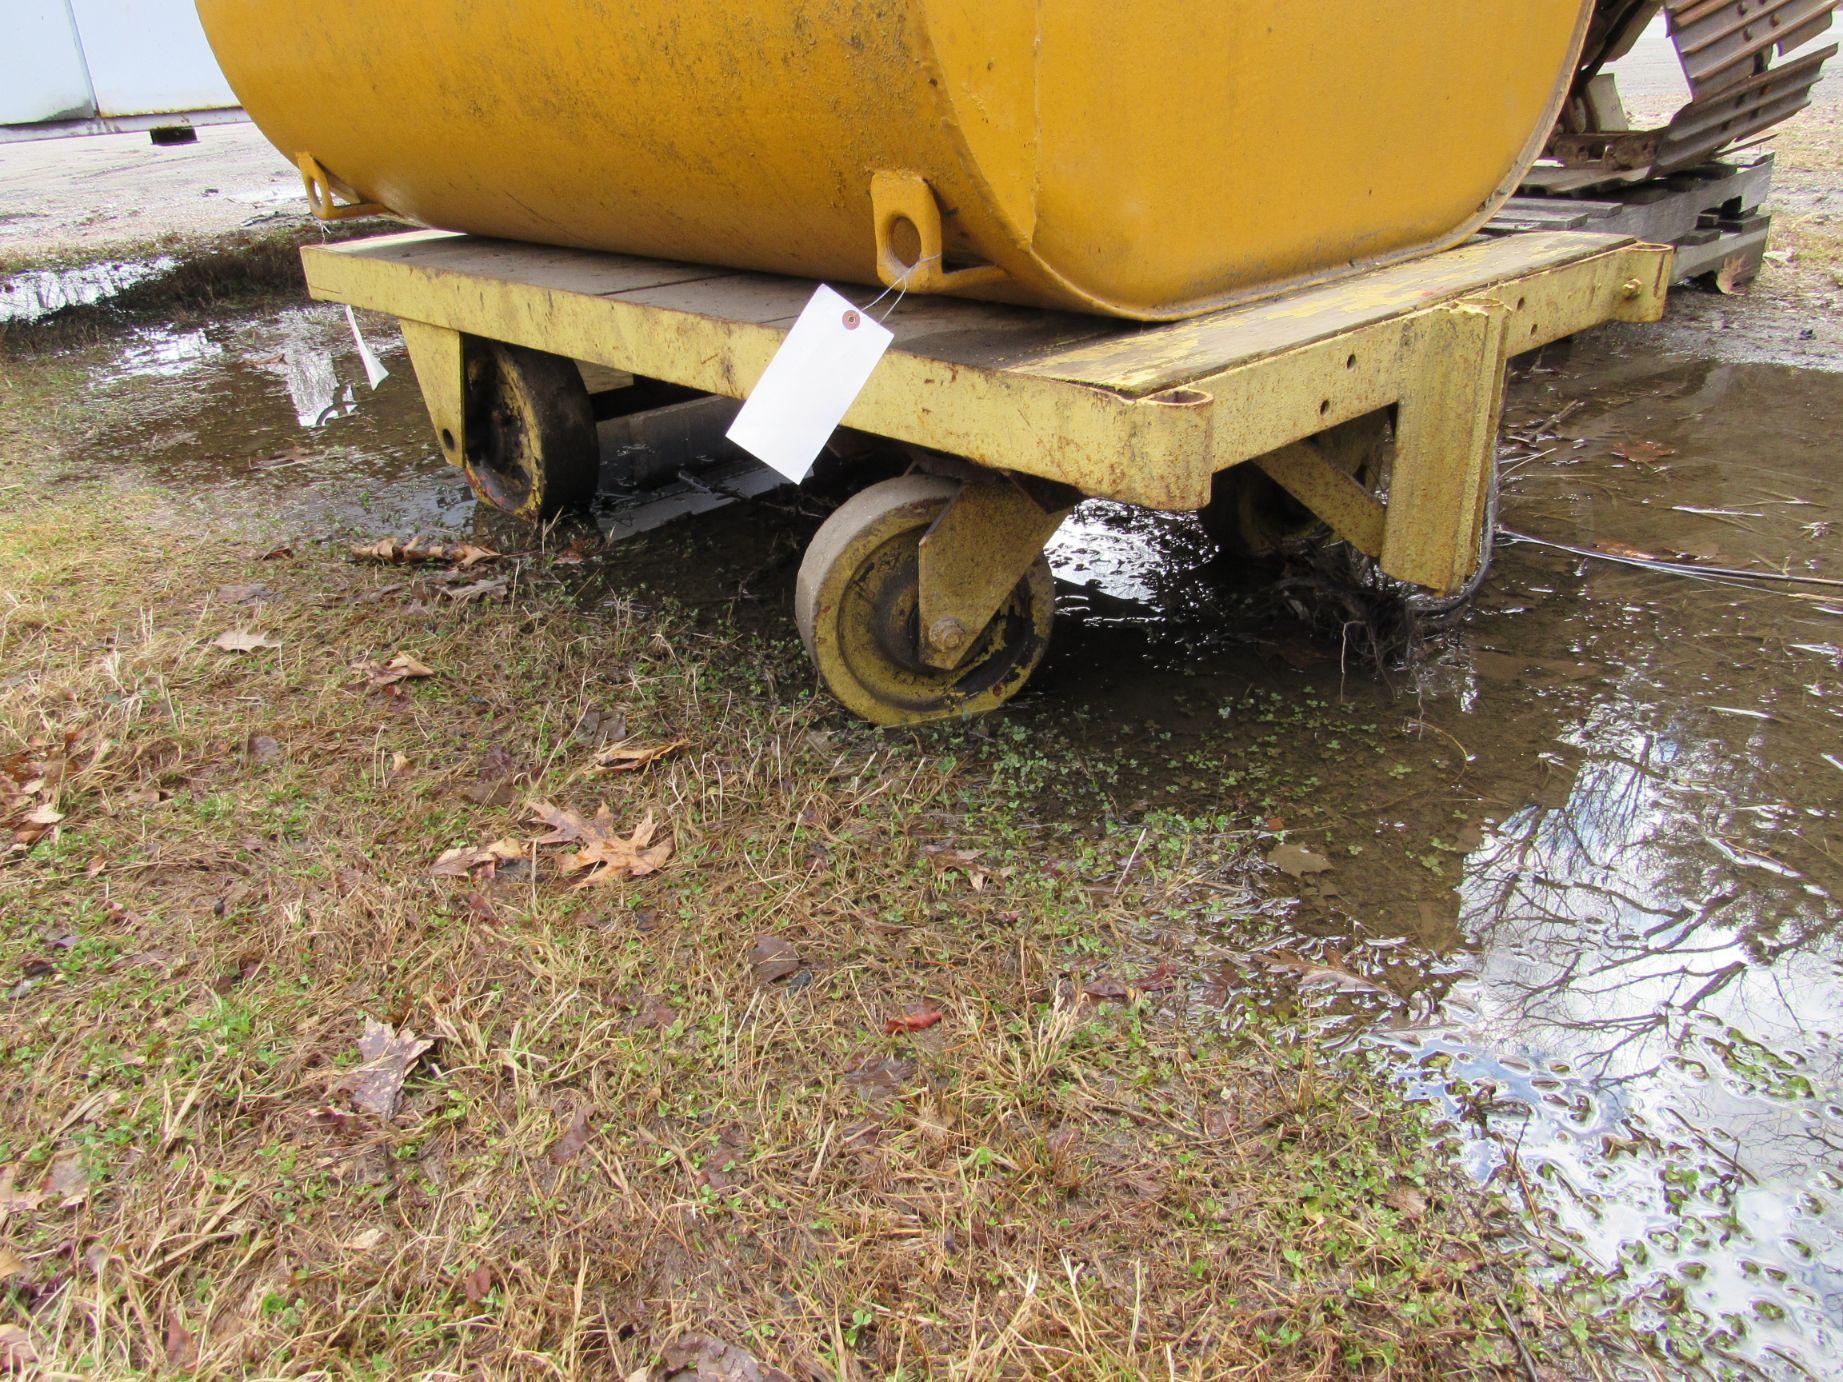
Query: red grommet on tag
841,310,861,330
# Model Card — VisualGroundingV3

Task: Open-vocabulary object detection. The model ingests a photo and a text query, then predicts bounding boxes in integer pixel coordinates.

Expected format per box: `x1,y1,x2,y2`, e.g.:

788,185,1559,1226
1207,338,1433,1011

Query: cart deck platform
301,228,1671,723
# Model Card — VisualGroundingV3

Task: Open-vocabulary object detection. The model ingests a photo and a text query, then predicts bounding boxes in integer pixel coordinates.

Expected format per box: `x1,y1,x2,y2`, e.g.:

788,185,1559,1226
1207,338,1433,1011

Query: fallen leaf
547,1106,595,1164
1081,976,1130,1003
524,803,672,885
0,1165,41,1219
342,1227,387,1253
461,891,502,924
353,654,437,688
244,732,283,764
843,1055,914,1101
660,1333,782,1382
1266,842,1331,878
461,1263,494,1304
452,543,504,568
749,935,801,984
1610,440,1677,465
1384,1186,1428,1221
216,582,274,606
629,993,676,1030
441,578,507,605
0,1245,22,1281
351,539,505,568
257,544,294,561
431,839,526,880
336,1019,434,1122
1593,538,1671,562
882,1007,943,1036
589,739,689,774
527,799,593,845
1247,949,1391,996
0,1324,35,1374
210,629,280,654
164,1311,195,1370
43,1154,87,1206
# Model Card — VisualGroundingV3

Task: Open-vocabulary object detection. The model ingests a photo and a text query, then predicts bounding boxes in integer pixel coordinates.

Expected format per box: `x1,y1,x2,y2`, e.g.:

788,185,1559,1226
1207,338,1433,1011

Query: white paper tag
345,304,390,390
725,285,894,483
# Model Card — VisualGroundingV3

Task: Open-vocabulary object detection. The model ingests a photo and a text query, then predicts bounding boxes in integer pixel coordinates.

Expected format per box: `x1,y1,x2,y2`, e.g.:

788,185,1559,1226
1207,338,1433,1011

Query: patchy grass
0,455,1602,1377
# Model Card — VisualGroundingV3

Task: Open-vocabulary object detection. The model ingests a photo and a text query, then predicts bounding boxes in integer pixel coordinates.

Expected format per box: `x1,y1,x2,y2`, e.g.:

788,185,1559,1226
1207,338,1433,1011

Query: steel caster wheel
461,342,596,519
794,475,1055,726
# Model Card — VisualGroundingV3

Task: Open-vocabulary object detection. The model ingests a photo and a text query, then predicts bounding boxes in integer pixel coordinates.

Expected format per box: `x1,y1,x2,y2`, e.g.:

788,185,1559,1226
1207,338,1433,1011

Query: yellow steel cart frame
301,230,1671,724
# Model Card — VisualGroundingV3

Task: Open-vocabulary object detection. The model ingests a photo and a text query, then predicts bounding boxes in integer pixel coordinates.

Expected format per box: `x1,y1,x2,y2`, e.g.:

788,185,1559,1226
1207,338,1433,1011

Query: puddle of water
22,301,465,537
1040,348,1843,1376
0,257,178,324
19,300,1843,1374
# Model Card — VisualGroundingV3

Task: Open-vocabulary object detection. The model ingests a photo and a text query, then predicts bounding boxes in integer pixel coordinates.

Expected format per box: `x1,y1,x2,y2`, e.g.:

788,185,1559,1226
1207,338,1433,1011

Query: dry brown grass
0,459,1577,1378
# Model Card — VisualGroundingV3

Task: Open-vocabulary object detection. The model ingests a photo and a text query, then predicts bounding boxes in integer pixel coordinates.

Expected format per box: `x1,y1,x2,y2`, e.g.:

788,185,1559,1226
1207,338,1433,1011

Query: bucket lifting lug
297,153,389,221
871,171,1008,296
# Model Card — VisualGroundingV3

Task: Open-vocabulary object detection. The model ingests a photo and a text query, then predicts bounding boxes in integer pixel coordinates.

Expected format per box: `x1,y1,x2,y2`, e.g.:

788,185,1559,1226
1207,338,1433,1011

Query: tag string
861,254,942,322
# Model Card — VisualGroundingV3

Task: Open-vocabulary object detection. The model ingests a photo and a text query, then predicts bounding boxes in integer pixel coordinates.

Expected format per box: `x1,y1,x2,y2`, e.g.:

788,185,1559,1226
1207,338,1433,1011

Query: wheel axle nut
927,616,969,652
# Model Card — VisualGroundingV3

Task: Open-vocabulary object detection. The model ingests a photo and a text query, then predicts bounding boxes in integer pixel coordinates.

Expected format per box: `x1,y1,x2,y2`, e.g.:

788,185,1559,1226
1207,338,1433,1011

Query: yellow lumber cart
300,229,1671,725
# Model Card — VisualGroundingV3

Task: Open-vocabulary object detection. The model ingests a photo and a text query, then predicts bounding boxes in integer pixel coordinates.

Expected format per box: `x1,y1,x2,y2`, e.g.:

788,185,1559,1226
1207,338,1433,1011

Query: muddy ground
2,71,1842,1382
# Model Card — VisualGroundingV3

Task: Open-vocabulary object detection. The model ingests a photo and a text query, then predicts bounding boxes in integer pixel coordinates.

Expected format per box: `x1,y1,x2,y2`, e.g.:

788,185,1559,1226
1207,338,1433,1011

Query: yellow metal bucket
198,1,1592,320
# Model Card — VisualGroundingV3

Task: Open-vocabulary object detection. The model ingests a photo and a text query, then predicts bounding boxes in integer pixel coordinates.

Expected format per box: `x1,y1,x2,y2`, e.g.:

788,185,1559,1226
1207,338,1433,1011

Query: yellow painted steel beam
1380,303,1513,594
396,319,466,467
1254,444,1388,559
303,232,1670,576
916,474,1074,670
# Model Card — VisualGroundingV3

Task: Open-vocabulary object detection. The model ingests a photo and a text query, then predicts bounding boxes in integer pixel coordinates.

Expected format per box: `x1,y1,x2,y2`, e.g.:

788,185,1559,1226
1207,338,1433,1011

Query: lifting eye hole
885,215,924,272
1346,353,1357,370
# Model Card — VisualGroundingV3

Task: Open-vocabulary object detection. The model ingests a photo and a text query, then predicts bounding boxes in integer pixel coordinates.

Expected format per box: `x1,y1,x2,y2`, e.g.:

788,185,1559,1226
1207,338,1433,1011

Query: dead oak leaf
164,1312,196,1371
351,539,504,568
882,1007,943,1036
431,838,526,879
526,799,593,845
441,578,507,605
210,629,281,654
0,1324,36,1374
1246,949,1391,996
525,801,672,883
0,1164,43,1216
547,1106,595,1164
450,543,503,569
569,811,672,886
749,934,802,984
335,1019,434,1122
353,654,437,688
460,1263,494,1304
588,738,688,774
1266,842,1331,878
